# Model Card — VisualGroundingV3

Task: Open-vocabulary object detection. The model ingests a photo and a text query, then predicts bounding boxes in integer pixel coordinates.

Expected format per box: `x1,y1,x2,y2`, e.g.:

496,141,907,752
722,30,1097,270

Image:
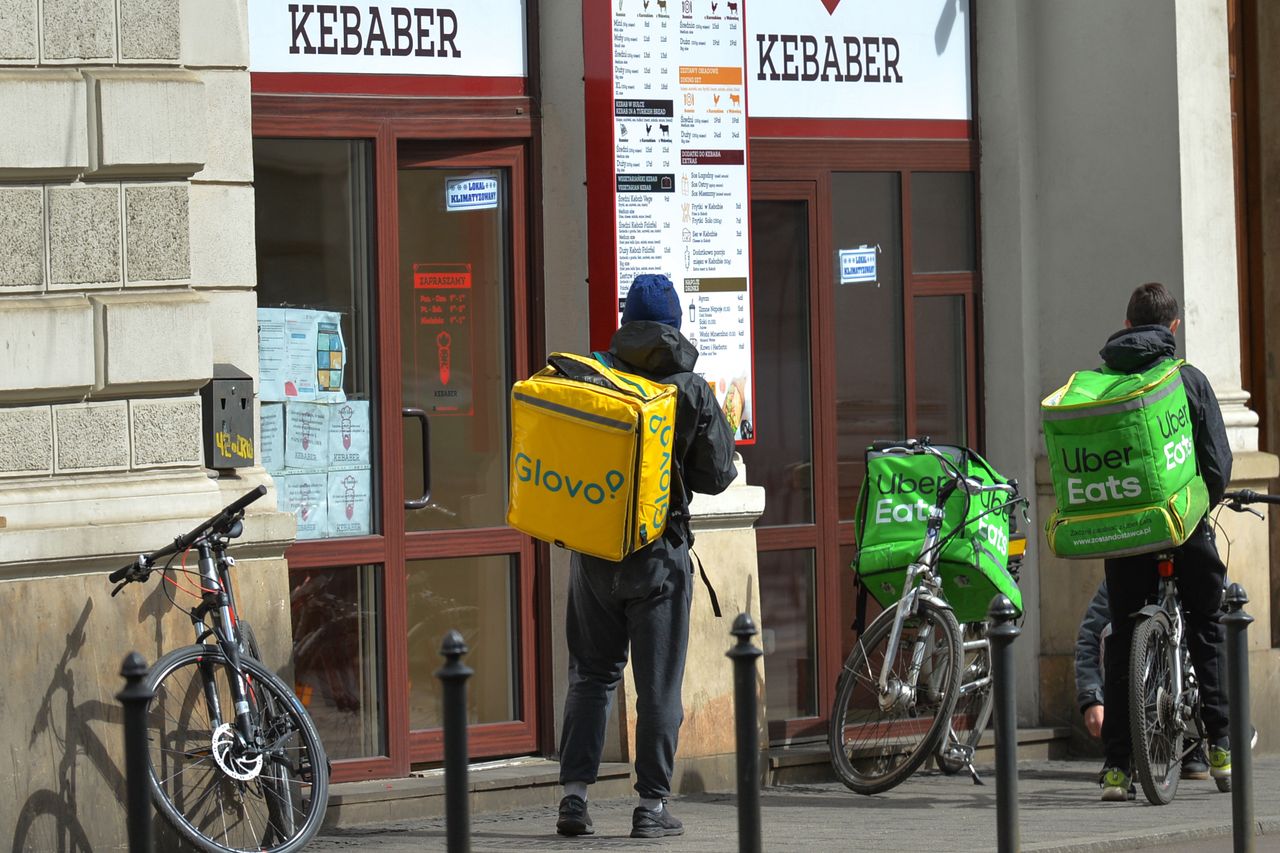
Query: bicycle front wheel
829,598,963,794
936,622,994,775
1129,613,1181,805
145,643,330,853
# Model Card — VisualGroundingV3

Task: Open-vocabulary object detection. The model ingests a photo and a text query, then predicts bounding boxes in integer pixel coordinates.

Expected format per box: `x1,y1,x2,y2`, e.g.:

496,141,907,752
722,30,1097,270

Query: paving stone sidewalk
312,757,1280,852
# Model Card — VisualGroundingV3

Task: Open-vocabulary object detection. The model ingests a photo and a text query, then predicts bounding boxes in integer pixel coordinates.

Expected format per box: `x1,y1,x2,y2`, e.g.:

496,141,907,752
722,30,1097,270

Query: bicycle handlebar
869,439,1023,499
1222,489,1280,508
108,485,267,584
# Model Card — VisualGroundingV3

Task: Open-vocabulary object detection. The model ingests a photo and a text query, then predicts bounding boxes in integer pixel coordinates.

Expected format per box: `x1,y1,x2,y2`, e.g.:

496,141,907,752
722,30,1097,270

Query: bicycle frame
190,536,258,753
877,494,952,699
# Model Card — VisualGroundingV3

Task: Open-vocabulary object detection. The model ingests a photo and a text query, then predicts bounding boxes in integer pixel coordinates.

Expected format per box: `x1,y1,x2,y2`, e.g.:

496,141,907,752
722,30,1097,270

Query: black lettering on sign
287,5,463,58
289,3,315,54
753,33,905,84
316,5,338,55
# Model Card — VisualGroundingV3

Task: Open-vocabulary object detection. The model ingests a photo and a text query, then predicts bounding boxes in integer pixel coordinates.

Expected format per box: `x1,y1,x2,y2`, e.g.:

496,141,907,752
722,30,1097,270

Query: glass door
393,143,538,762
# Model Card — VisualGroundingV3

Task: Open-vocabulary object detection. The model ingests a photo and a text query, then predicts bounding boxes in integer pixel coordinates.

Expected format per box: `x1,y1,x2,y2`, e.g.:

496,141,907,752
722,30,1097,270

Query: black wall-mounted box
201,364,255,469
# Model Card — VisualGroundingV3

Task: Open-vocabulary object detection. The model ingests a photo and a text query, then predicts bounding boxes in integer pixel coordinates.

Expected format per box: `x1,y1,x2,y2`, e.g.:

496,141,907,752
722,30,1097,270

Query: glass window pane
740,199,813,526
407,555,517,728
398,167,512,531
758,549,817,720
914,295,968,446
254,139,380,539
290,565,385,760
910,172,976,273
832,173,905,520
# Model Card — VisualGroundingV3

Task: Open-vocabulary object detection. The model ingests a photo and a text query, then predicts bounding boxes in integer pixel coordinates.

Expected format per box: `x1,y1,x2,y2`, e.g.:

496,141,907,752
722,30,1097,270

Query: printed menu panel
612,0,755,442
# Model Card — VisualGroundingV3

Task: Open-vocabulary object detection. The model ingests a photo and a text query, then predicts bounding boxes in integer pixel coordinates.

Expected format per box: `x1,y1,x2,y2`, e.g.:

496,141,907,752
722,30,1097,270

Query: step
768,726,1073,785
322,757,633,829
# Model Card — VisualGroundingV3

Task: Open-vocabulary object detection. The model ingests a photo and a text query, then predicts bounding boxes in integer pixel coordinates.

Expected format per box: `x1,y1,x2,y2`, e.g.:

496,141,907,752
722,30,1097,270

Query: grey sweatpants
557,537,692,799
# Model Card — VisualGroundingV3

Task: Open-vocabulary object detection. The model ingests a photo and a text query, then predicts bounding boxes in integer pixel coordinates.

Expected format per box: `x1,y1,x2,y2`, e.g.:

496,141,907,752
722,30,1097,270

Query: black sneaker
631,802,684,839
556,794,593,837
1181,743,1209,780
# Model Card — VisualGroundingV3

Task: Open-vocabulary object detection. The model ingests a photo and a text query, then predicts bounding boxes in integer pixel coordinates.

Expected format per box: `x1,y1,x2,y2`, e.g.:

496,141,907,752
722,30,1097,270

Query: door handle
402,407,431,510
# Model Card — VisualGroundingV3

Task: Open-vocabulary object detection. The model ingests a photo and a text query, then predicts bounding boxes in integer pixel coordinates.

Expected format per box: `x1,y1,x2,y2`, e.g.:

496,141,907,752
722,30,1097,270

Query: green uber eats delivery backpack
852,443,1022,623
1041,357,1209,559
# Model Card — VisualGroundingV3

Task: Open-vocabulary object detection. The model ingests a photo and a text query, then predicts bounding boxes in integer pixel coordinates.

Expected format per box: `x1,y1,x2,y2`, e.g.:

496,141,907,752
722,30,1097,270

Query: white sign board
249,1,527,77
745,0,971,120
610,1,757,442
446,177,500,211
839,246,877,284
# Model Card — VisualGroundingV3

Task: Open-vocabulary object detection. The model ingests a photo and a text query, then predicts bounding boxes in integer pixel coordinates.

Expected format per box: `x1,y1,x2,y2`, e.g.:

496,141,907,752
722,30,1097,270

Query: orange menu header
678,66,743,86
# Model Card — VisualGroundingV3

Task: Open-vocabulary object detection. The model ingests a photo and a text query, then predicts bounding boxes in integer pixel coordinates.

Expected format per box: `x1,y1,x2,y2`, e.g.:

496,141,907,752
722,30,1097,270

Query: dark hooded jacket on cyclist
557,274,737,831
1097,323,1233,770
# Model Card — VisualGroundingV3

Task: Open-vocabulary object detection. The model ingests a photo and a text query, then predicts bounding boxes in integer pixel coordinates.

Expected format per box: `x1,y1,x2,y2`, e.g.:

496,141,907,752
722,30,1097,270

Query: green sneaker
1209,744,1231,779
1099,766,1135,802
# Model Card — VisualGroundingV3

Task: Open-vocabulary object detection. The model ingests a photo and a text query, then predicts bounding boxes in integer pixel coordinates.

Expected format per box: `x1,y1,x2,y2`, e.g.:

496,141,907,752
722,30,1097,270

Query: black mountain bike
1127,488,1278,805
109,485,329,852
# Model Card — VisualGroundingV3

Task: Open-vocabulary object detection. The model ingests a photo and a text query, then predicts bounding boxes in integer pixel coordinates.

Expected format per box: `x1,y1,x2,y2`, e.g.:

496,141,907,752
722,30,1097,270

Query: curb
1026,817,1280,853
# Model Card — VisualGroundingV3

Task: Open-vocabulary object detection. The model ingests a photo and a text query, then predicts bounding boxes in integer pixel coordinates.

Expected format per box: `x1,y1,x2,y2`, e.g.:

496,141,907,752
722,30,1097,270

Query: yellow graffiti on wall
215,431,255,460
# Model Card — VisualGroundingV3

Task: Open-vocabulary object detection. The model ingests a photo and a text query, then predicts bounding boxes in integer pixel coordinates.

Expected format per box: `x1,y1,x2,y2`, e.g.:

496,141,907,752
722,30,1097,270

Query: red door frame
252,97,544,781
749,138,981,742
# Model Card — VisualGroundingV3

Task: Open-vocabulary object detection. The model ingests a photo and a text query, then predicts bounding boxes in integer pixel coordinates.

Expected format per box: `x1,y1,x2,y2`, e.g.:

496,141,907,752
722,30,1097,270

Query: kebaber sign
746,0,971,121
249,1,527,77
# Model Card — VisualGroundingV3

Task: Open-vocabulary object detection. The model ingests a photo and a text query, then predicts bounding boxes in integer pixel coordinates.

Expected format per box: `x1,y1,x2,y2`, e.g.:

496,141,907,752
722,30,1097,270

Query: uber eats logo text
514,454,624,505
1060,445,1143,505
871,471,1009,555
1157,404,1194,472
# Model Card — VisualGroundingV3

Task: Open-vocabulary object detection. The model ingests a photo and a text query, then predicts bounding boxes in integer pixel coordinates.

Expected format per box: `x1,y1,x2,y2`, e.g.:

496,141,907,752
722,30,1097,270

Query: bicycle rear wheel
936,622,993,775
829,598,963,794
145,643,329,853
1129,613,1181,805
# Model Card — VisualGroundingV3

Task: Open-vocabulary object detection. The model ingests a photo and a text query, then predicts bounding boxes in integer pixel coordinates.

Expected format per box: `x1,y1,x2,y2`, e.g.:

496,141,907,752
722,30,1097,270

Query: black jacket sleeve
1180,364,1233,506
680,377,738,497
1075,580,1109,712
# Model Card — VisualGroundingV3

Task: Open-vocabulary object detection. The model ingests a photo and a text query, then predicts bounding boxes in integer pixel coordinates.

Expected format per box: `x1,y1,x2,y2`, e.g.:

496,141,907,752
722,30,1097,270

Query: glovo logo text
650,412,673,528
514,453,624,505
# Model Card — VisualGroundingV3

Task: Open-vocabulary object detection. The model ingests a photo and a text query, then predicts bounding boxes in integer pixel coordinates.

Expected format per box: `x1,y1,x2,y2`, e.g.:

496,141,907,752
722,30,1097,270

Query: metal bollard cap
1225,583,1249,610
120,650,149,680
440,629,469,659
730,612,758,639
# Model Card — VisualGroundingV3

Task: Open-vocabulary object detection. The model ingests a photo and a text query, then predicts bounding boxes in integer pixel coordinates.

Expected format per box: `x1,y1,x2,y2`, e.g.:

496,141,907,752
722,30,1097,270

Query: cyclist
1093,282,1233,801
1075,578,1209,779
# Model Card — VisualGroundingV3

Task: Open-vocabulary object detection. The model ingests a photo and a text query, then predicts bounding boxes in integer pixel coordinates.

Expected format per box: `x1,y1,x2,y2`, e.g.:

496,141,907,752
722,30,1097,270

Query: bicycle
1127,487,1278,805
109,485,330,852
933,529,1027,778
829,439,1027,794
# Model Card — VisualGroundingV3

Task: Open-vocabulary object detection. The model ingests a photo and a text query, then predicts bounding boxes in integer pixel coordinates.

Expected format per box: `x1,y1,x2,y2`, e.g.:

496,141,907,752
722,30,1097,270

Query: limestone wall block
124,182,190,284
189,183,256,287
180,0,249,68
0,406,53,476
0,0,38,62
0,70,88,179
53,400,129,472
47,183,122,289
0,186,44,291
119,0,180,62
0,295,94,401
41,0,115,62
85,70,207,177
192,70,252,183
91,291,213,393
129,396,203,468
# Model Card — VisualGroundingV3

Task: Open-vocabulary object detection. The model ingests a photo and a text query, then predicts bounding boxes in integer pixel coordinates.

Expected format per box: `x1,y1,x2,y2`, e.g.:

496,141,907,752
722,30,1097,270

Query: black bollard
436,631,474,853
1223,584,1254,853
726,613,763,853
987,595,1020,853
117,652,154,853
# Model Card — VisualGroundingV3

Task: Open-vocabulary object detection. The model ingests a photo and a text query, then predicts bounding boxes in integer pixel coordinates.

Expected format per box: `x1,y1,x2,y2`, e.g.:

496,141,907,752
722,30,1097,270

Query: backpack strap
690,547,722,618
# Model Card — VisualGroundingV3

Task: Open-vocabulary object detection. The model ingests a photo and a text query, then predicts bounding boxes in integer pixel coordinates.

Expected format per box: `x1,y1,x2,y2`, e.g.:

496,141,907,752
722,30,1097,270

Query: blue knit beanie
621,274,682,329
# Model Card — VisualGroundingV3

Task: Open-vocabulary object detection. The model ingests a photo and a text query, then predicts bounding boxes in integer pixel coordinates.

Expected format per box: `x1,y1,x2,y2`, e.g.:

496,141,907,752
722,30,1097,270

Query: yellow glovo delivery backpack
506,352,678,561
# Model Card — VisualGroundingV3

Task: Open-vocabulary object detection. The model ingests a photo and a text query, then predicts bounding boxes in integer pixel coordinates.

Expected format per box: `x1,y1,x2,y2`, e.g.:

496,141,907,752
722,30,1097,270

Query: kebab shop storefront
248,1,546,782
739,1,982,742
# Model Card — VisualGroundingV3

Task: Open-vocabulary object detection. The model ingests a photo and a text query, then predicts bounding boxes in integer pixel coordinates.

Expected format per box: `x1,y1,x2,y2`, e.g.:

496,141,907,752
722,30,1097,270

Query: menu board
609,0,756,442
